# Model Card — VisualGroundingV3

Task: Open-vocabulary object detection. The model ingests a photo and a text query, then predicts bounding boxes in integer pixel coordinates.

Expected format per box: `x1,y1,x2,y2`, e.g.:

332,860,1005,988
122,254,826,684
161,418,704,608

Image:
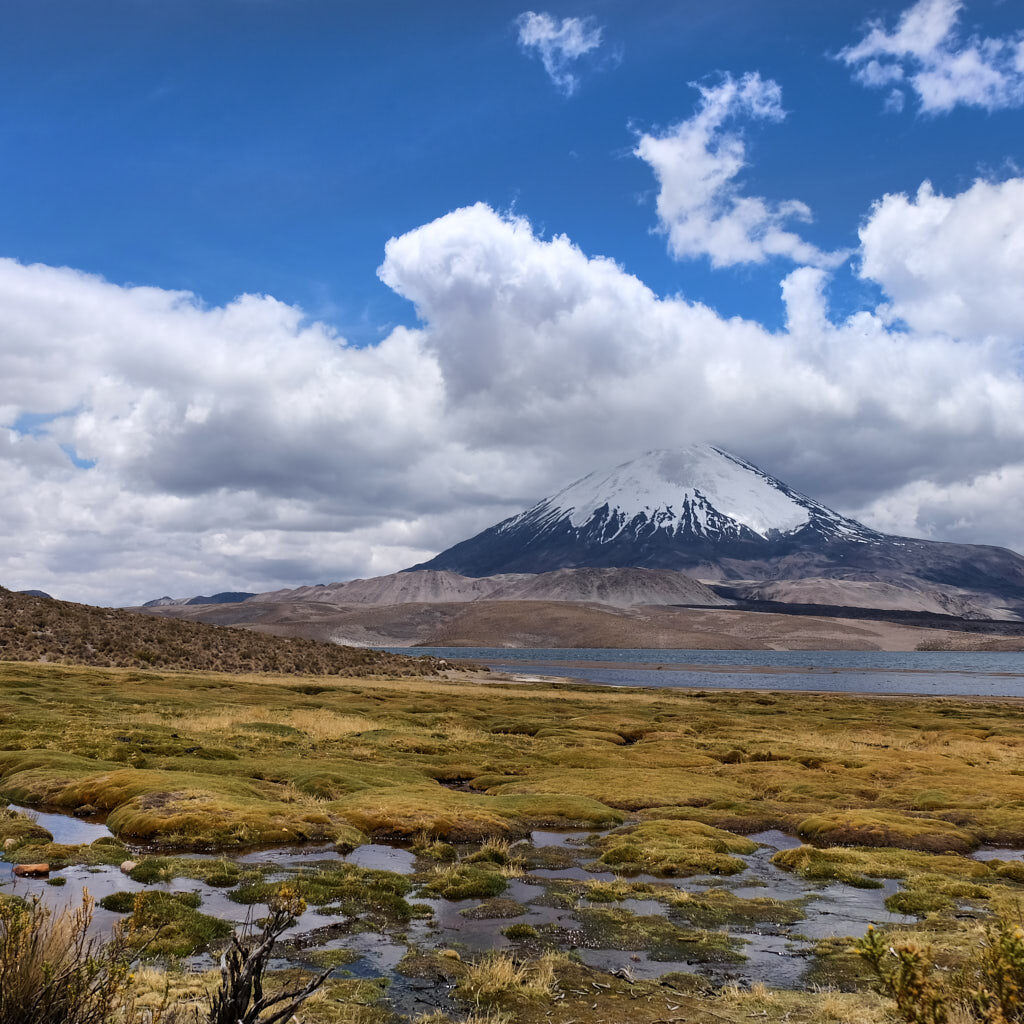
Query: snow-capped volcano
505,446,873,546
408,446,1024,616
543,447,810,536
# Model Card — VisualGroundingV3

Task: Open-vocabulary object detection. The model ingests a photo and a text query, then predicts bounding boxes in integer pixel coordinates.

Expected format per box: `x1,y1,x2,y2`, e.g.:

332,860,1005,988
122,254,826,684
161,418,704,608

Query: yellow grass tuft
461,951,559,1004
135,707,382,740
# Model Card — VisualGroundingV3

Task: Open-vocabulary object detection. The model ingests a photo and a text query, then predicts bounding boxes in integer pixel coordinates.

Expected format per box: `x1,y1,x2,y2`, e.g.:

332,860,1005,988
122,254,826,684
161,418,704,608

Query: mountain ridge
231,567,728,610
409,445,1024,620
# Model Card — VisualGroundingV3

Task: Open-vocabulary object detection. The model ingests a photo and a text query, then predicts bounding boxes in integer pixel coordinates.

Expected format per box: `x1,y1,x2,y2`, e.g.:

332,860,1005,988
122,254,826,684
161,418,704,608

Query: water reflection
7,803,113,845
2,808,919,992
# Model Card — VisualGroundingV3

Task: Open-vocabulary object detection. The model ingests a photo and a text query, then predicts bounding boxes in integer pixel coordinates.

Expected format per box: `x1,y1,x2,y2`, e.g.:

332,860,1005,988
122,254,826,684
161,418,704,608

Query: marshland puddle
0,808,918,994
973,847,1024,862
6,802,114,844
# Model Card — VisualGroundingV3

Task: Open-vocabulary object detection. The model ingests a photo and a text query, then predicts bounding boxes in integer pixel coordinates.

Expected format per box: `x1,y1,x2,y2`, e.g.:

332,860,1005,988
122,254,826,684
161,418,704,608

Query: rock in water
13,863,49,877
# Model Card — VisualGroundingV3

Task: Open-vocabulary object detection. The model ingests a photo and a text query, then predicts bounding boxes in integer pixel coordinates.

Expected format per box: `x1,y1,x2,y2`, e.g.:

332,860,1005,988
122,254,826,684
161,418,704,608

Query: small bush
465,839,512,866
412,832,457,861
0,893,132,1024
857,910,1024,1023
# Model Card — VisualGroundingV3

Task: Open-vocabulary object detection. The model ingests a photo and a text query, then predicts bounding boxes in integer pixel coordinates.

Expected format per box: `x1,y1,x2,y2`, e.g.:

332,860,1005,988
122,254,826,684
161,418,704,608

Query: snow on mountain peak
529,445,813,539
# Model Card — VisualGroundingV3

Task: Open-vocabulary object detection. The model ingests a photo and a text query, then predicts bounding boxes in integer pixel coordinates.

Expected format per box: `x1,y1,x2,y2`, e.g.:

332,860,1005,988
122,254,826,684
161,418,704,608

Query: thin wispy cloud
515,11,603,96
839,0,1024,114
634,73,845,269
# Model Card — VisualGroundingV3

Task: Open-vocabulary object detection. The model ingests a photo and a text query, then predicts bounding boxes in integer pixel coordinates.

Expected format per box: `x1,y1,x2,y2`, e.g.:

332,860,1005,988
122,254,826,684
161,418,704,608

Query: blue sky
2,0,1024,603
1,0,1019,337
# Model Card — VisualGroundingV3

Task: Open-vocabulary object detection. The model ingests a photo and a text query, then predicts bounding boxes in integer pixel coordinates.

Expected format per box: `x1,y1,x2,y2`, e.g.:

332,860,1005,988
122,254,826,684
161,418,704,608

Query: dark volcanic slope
0,587,438,676
411,446,1024,618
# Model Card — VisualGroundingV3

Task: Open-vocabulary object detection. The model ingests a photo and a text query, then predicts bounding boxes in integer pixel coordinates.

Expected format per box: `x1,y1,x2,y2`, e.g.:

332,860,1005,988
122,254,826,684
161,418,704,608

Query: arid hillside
411,599,1024,652
0,587,438,675
146,593,1024,652
250,567,729,609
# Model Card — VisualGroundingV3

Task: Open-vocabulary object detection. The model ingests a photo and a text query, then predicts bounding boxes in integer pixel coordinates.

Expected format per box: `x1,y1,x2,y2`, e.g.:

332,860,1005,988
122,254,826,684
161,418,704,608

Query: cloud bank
3,161,1024,603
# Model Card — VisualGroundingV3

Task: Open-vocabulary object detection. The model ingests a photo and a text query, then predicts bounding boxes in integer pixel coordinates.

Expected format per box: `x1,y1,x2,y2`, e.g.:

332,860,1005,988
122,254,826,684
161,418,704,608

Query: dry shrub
858,909,1024,1023
809,988,894,1024
719,980,783,1008
207,886,329,1024
0,893,132,1024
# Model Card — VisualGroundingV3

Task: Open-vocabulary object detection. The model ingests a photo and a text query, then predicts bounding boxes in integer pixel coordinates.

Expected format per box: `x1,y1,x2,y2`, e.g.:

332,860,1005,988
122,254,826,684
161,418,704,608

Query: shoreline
469,665,1024,702
477,656,1024,678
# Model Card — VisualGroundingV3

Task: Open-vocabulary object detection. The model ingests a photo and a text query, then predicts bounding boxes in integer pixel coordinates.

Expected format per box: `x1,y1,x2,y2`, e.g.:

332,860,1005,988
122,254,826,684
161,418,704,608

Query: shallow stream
1,806,928,995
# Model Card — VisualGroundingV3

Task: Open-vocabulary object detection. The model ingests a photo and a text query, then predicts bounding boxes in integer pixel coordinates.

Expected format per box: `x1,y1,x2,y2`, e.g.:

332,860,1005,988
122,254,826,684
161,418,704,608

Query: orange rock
13,863,49,877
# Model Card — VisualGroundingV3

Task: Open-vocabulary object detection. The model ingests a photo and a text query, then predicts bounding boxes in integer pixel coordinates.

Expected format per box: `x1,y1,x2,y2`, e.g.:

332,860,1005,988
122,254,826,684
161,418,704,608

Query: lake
389,647,1024,697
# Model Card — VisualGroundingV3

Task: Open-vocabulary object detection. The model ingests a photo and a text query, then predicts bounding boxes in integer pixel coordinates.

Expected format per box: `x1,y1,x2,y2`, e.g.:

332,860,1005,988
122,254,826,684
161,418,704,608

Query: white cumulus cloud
634,74,845,269
859,177,1024,338
515,11,603,95
3,182,1024,604
839,0,1024,114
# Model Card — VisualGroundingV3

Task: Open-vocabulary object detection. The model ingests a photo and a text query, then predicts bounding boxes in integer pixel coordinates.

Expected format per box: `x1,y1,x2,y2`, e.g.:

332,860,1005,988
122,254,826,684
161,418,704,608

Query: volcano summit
410,445,1024,619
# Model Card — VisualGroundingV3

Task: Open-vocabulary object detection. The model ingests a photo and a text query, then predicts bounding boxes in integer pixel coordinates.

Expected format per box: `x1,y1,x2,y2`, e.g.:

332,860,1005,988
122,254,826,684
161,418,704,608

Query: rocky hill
0,587,439,676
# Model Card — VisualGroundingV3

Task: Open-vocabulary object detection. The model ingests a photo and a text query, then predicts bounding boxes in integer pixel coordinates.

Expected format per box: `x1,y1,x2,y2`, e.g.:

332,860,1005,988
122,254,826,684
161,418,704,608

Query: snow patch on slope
534,446,810,538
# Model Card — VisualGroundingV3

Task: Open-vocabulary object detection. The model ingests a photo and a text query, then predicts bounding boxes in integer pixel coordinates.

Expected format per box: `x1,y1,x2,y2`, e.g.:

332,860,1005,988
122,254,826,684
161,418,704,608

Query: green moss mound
3,835,128,869
796,809,979,854
772,843,990,888
230,864,413,922
99,890,231,956
664,888,805,927
420,864,508,900
571,907,745,963
597,819,757,877
0,807,52,849
460,897,526,919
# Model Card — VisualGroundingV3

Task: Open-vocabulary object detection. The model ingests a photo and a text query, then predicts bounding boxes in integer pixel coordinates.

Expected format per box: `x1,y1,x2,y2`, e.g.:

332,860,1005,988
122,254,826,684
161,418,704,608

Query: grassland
5,658,1024,1022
